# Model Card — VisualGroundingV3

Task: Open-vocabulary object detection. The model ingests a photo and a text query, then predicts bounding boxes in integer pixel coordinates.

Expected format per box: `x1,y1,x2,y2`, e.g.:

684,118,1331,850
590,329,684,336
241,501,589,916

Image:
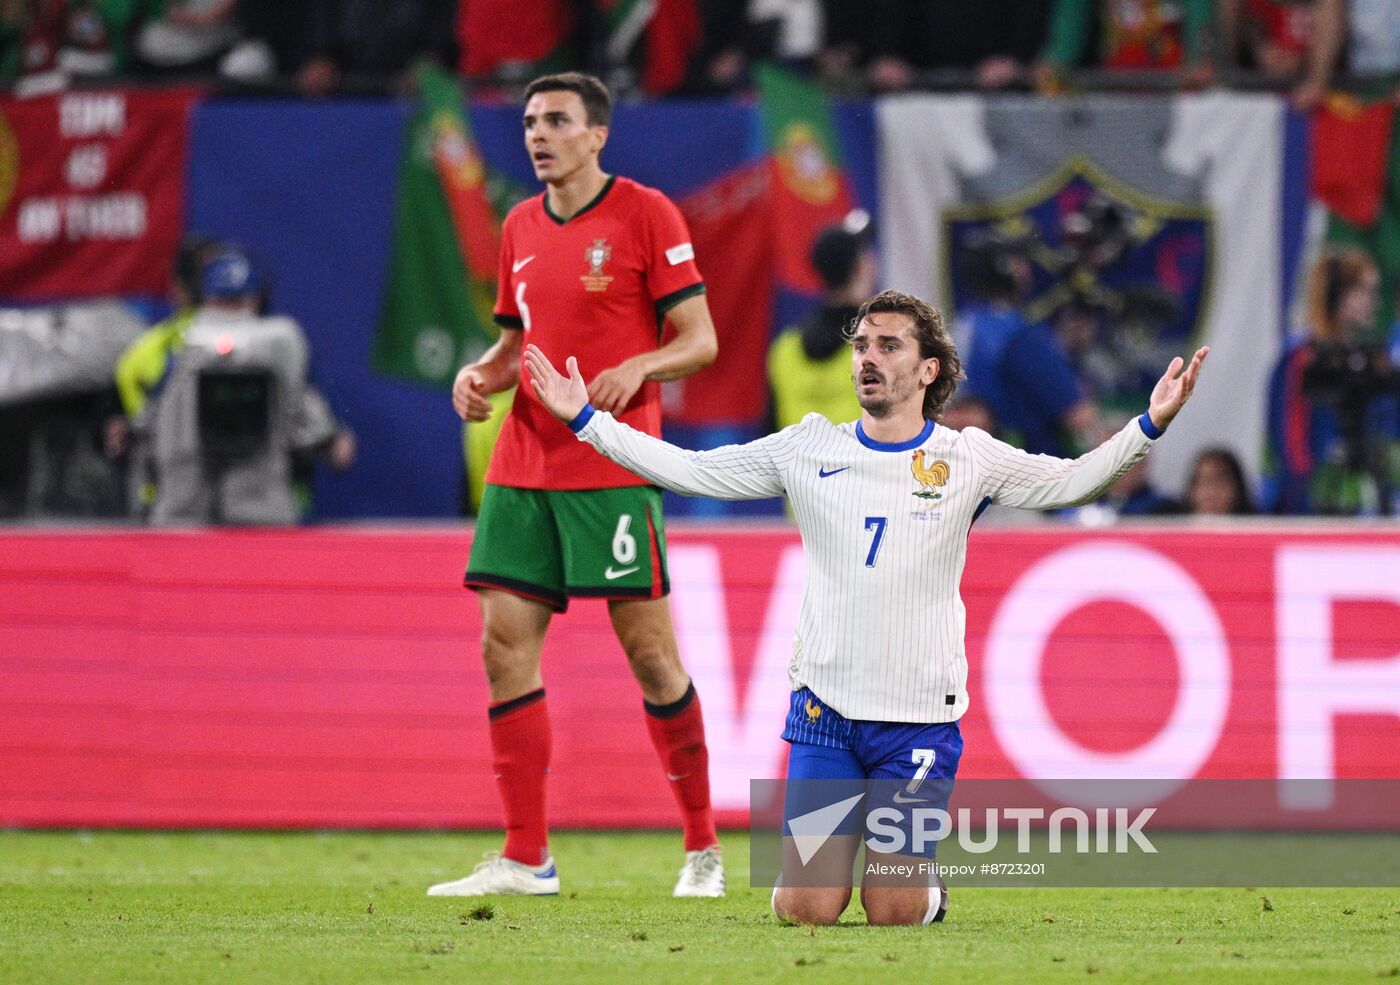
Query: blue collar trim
855,418,934,452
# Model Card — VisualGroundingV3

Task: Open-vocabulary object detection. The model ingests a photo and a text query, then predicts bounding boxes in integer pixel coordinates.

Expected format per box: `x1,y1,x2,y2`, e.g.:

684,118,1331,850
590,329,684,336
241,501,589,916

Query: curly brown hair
847,289,965,420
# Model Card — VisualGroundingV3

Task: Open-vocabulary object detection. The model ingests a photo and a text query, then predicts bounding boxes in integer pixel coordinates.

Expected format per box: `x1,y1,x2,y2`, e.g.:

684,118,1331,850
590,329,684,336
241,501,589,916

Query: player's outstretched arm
1146,346,1209,431
970,346,1211,511
525,343,786,501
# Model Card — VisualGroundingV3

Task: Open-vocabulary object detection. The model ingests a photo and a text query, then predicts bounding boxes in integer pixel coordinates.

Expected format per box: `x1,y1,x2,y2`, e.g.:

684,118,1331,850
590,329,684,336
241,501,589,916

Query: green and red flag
1311,93,1400,336
598,0,702,96
755,62,856,296
374,63,501,387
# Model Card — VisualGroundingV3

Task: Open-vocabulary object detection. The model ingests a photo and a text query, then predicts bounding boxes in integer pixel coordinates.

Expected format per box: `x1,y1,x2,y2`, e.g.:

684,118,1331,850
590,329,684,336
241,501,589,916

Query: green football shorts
465,484,670,612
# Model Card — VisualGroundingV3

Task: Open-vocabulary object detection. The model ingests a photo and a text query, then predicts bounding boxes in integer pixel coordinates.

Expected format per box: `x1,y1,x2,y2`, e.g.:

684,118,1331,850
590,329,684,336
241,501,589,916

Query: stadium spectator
862,0,1053,92
1186,446,1256,515
957,230,1097,458
136,244,354,524
690,0,852,92
525,289,1209,925
939,393,997,434
1231,0,1400,106
133,0,241,75
224,0,314,81
1,0,148,83
767,212,872,430
1183,0,1400,108
430,73,725,900
1104,456,1184,515
456,0,579,88
295,0,455,97
1264,246,1399,515
1220,0,1316,77
1032,0,1216,92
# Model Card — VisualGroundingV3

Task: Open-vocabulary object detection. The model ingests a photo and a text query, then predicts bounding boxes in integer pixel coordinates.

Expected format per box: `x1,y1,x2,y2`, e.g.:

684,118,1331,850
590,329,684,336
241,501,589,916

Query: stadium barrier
2,526,1398,829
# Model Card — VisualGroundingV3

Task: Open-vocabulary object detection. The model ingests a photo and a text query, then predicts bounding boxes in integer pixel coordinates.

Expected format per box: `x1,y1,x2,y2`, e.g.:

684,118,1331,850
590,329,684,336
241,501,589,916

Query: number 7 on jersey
863,516,887,568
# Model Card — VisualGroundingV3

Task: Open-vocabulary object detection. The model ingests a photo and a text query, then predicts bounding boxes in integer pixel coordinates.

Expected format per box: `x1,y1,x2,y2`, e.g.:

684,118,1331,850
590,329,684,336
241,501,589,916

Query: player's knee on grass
861,885,935,926
772,886,849,926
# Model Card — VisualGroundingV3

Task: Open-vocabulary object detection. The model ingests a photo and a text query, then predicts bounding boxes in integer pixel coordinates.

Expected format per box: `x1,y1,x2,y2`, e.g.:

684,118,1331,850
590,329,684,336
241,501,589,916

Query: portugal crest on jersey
581,238,613,293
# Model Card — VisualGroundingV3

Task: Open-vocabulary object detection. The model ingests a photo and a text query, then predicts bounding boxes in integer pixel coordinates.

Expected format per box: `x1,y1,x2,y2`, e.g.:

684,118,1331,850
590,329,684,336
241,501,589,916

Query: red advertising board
0,88,197,298
1,526,1397,828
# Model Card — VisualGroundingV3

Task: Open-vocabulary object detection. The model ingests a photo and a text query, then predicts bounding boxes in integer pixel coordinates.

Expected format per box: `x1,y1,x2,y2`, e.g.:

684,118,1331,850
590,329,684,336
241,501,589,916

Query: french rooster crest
911,451,950,500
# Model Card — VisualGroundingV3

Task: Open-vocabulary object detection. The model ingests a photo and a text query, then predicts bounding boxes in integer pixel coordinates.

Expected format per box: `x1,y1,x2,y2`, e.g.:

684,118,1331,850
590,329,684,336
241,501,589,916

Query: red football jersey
488,175,705,489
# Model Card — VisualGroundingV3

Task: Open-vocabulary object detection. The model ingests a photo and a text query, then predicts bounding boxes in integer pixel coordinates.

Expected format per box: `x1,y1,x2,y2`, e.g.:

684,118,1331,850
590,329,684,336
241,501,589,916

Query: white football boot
426,853,560,896
673,846,725,898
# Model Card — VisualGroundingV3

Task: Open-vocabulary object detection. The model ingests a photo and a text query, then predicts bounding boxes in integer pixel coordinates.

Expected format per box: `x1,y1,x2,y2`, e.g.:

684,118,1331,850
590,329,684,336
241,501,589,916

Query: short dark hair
524,72,613,127
847,289,965,420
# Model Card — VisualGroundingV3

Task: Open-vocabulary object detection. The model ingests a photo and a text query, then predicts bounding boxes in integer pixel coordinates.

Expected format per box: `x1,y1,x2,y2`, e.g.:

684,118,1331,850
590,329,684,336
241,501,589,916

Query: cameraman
144,246,354,525
957,230,1096,458
1264,247,1399,515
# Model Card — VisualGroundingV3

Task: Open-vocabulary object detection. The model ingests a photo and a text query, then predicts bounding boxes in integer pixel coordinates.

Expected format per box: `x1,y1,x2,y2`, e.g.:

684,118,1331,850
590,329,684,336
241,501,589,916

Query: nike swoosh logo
818,466,851,478
604,565,640,580
666,772,691,782
512,255,536,273
892,791,929,804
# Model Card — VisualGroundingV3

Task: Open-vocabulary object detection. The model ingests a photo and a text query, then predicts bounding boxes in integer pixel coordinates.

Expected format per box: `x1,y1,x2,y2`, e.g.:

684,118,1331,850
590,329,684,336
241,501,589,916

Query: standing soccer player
525,289,1208,924
428,73,723,898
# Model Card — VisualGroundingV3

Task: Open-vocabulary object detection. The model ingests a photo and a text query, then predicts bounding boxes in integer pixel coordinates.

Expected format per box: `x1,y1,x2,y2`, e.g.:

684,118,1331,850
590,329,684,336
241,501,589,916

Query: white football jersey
574,409,1158,723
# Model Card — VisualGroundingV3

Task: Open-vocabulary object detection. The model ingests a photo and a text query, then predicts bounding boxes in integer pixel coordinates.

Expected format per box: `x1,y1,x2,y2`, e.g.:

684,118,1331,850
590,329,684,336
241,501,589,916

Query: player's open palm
525,344,588,423
1148,345,1209,431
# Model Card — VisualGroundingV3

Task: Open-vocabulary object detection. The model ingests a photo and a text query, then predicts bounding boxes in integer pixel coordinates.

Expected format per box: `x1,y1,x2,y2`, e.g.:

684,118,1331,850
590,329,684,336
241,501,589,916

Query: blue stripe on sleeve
1137,412,1165,440
568,404,597,433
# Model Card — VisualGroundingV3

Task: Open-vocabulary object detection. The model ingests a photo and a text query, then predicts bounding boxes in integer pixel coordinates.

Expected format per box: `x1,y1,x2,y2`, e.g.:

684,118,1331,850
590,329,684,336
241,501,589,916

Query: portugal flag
374,63,501,387
1312,93,1400,335
755,63,855,297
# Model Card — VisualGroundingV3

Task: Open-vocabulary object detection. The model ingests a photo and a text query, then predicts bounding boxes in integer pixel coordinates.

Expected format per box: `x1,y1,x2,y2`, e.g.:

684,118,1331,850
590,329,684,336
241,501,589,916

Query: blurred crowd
3,2,1400,525
771,215,1399,521
2,0,1399,101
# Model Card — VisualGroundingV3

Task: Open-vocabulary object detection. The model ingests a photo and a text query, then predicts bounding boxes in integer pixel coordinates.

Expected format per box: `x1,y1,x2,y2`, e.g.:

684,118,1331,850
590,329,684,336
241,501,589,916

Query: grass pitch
1,830,1397,984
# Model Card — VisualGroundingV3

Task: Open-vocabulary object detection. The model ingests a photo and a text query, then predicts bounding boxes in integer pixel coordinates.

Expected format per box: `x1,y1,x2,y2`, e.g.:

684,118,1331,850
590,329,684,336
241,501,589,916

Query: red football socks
488,689,551,867
644,682,719,853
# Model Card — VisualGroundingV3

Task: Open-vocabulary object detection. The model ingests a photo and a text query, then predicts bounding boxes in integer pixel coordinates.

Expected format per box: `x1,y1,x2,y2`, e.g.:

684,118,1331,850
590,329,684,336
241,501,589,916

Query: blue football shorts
781,686,964,858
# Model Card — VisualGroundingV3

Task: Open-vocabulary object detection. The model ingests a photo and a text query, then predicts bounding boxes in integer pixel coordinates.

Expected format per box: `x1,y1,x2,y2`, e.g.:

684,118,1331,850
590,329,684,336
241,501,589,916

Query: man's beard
858,393,894,417
856,372,911,418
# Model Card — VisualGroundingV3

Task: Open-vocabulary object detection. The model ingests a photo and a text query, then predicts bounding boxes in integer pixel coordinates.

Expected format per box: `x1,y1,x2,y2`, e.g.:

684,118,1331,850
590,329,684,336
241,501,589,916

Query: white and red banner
1,526,1398,828
0,88,197,298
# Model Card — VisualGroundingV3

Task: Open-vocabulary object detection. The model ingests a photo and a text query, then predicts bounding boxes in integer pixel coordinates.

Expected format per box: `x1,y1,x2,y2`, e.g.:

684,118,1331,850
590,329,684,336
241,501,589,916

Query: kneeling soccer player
523,289,1208,924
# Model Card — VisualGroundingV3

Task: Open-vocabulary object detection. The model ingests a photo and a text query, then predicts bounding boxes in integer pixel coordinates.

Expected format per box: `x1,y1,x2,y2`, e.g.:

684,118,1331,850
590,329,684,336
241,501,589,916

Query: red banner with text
0,88,197,298
1,527,1398,828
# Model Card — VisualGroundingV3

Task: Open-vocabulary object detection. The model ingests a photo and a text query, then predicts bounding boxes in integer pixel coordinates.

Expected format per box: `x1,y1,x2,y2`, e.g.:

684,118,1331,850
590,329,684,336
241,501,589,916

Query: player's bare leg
609,596,723,896
772,834,860,925
428,589,557,897
480,588,552,702
860,850,948,926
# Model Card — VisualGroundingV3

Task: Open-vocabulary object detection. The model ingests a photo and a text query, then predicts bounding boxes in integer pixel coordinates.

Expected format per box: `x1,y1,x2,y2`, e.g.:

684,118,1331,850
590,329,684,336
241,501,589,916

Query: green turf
1,831,1397,984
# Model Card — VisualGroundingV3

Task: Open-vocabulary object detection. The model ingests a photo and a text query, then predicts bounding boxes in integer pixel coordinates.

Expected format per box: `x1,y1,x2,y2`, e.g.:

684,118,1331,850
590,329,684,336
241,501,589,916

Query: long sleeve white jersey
573,408,1159,723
